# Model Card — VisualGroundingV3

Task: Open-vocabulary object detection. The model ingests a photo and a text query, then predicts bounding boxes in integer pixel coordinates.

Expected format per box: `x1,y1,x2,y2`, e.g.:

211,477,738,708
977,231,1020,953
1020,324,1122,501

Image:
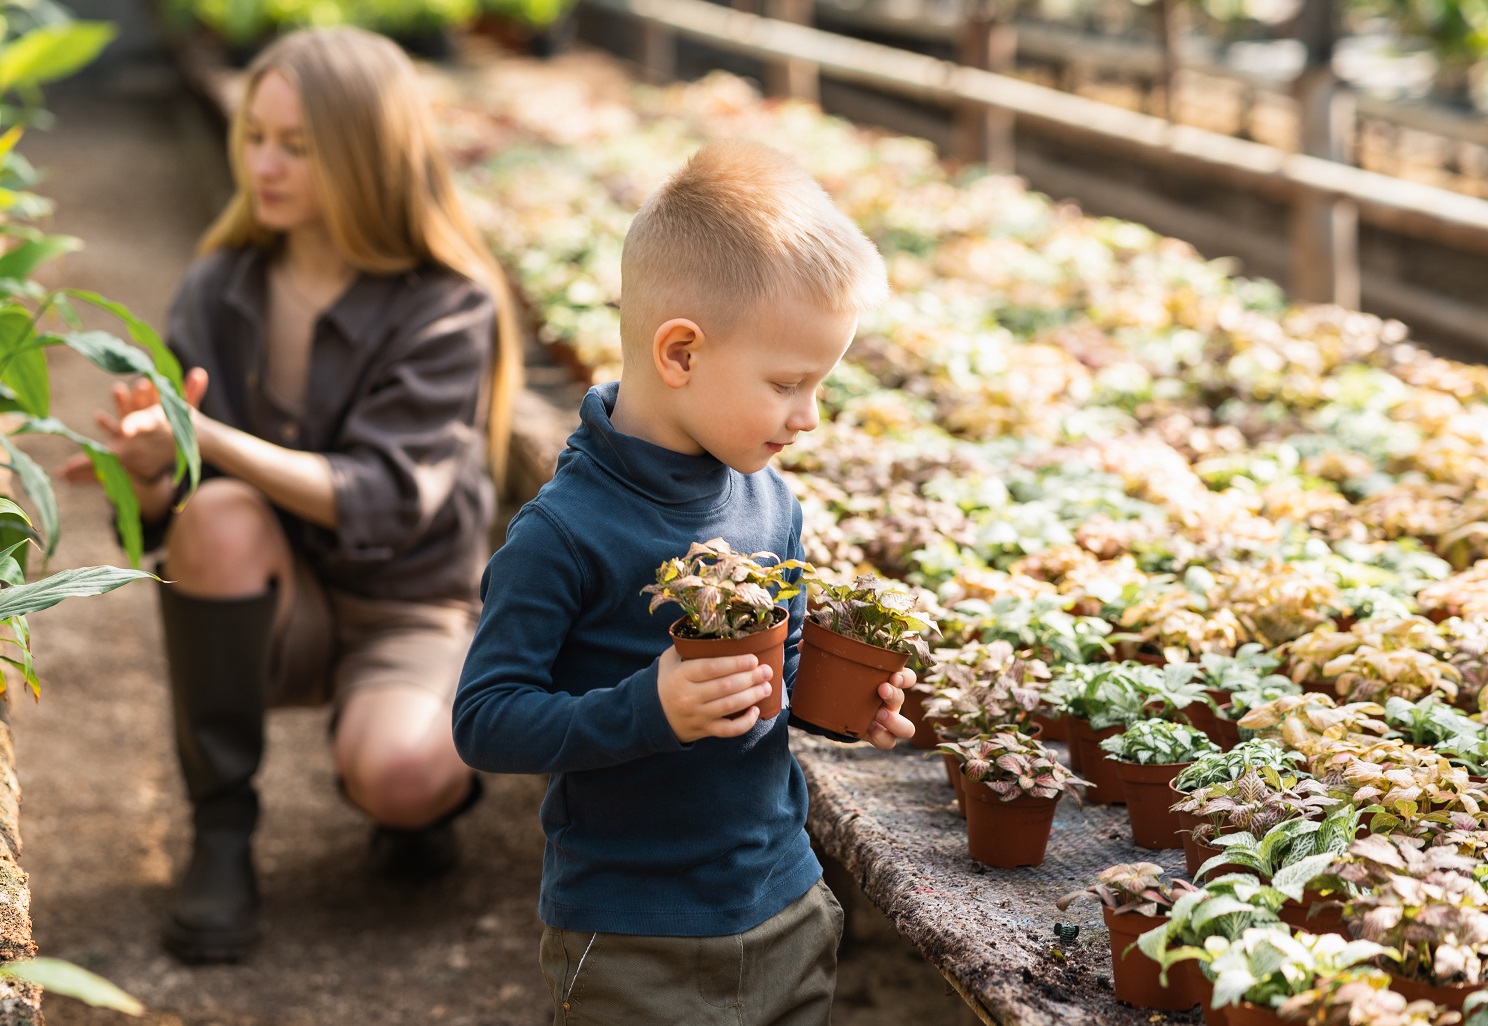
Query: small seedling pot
1102,906,1196,1011
1030,712,1066,743
1114,760,1190,849
1067,717,1126,804
1278,891,1347,938
791,619,909,739
1213,705,1241,752
941,752,966,818
901,688,939,750
1386,972,1487,1012
1170,782,1206,876
669,607,789,721
963,784,1058,868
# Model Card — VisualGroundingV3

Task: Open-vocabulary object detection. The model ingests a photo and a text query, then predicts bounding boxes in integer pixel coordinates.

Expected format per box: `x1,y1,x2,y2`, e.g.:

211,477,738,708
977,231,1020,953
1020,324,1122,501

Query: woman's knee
342,741,466,828
166,480,286,588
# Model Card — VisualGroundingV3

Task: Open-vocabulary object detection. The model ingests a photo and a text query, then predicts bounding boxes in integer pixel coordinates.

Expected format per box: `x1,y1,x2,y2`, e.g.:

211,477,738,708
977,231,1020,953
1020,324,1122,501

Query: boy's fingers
702,679,772,718
706,706,761,738
680,653,759,684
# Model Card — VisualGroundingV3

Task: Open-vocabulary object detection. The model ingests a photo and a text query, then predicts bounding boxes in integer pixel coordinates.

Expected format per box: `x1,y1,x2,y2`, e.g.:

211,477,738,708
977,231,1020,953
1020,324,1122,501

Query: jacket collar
220,244,395,344
570,381,733,508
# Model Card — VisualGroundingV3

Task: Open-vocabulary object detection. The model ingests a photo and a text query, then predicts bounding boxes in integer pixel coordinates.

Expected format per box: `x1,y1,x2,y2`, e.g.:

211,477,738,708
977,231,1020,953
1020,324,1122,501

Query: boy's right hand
657,648,773,743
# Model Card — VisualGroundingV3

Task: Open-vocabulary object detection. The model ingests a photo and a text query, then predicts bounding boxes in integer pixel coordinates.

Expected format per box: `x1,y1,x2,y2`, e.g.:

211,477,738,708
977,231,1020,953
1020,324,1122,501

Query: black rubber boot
158,582,277,964
369,775,484,883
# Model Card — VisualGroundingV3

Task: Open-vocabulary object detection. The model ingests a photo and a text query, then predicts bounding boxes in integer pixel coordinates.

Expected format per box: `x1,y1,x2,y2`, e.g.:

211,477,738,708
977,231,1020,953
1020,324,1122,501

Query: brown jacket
158,245,496,604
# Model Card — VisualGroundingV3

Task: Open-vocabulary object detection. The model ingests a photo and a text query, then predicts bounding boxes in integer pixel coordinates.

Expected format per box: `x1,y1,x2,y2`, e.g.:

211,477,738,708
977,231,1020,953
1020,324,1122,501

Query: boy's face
675,294,857,475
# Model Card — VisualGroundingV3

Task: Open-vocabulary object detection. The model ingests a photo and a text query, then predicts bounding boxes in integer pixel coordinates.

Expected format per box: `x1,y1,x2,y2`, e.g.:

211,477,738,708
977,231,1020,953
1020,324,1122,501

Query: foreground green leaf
0,957,144,1015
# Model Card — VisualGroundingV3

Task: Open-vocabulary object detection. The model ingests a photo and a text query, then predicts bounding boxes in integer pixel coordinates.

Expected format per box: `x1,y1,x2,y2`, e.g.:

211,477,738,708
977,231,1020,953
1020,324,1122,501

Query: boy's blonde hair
200,27,523,491
620,140,886,353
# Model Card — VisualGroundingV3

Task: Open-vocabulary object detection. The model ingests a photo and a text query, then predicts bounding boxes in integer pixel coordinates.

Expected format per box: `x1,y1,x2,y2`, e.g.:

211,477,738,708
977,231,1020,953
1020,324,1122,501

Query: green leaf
15,418,142,567
0,232,77,282
50,329,197,490
0,564,155,619
0,22,118,93
60,292,182,388
0,307,45,417
0,435,56,559
1271,853,1338,901
0,957,144,1015
0,614,37,699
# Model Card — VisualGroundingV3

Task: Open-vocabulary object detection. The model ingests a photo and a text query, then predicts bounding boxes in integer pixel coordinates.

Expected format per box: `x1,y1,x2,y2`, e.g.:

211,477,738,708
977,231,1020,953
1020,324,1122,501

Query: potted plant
1099,720,1221,849
643,537,807,721
1136,874,1290,1026
1338,833,1488,1011
1173,741,1309,871
1056,862,1199,1011
1201,926,1392,1026
1236,693,1388,755
1279,966,1460,1026
790,573,937,739
1172,768,1339,879
1212,679,1303,751
937,729,1085,868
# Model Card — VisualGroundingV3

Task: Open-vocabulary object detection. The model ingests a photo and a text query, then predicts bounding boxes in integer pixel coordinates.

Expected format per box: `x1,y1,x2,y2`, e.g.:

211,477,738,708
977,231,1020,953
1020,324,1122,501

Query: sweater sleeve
453,503,687,775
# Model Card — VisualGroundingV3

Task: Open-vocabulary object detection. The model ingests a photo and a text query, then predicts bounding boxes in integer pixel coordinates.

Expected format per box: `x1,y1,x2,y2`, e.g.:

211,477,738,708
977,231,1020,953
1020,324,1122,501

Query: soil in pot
1068,717,1126,804
1387,972,1487,1012
963,784,1058,867
1115,761,1189,849
1103,906,1196,1011
791,619,908,739
670,607,788,720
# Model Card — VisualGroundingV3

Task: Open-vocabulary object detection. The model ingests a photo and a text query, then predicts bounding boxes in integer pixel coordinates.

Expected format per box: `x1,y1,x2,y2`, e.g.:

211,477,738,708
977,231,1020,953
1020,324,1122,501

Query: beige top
263,260,327,417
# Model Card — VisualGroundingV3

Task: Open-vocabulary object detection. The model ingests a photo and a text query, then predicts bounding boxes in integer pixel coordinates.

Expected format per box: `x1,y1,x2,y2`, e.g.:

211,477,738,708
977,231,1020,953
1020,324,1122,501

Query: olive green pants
540,878,844,1026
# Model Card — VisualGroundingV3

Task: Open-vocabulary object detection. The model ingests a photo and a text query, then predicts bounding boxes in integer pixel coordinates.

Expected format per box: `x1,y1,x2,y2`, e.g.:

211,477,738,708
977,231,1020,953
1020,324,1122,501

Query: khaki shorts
268,556,478,712
539,878,843,1026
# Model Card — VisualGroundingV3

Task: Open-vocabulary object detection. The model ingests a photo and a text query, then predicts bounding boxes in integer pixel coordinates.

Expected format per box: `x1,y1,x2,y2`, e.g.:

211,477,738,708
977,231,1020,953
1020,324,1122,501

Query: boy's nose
786,397,820,433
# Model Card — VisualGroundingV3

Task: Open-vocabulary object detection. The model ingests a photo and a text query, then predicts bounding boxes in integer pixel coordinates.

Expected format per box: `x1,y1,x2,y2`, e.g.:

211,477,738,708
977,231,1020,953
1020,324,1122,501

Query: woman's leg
333,687,473,829
159,478,295,963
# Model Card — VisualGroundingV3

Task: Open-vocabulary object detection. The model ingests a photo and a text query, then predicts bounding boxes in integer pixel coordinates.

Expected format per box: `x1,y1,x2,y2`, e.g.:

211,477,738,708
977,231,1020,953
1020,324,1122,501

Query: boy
453,139,915,1025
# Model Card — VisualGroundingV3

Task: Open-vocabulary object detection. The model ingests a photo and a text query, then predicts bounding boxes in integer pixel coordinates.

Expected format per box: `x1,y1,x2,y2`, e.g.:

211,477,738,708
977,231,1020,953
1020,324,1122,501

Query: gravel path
10,63,965,1026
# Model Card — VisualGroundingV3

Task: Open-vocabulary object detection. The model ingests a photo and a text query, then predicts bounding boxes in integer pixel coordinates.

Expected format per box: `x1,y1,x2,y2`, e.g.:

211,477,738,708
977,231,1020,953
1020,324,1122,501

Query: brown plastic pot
1213,705,1241,752
1279,891,1348,938
1226,1002,1287,1026
670,607,788,720
1191,837,1247,880
1387,972,1487,1012
902,688,939,750
1031,712,1067,742
1300,678,1335,696
1114,761,1190,849
963,784,1059,867
1171,782,1206,874
1068,717,1126,804
1103,906,1195,1010
1192,972,1227,1026
942,752,966,818
791,619,909,738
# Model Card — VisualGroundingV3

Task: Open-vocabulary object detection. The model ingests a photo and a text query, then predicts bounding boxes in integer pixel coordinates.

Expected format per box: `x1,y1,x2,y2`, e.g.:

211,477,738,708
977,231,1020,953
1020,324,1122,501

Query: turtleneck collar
568,382,734,508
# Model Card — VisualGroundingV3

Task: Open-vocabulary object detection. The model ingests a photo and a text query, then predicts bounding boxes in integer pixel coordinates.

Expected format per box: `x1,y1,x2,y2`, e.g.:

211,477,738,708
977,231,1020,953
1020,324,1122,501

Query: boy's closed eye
773,383,800,395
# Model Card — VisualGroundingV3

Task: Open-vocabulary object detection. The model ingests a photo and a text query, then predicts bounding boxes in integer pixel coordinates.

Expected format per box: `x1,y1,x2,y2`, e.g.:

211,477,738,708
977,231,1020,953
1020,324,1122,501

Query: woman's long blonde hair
201,26,523,492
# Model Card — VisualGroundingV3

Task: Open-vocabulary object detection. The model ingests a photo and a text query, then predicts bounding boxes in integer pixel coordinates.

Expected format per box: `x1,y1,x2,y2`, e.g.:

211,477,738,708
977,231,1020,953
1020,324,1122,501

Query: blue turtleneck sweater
454,382,820,936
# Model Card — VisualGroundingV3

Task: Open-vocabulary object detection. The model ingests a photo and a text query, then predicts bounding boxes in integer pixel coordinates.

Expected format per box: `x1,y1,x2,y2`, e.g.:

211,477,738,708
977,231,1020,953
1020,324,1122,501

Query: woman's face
241,70,323,233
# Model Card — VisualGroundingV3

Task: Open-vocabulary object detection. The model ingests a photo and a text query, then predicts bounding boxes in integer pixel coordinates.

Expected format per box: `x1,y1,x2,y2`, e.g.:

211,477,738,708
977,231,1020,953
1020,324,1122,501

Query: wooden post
638,20,676,83
1289,0,1359,307
764,0,818,102
954,0,1016,172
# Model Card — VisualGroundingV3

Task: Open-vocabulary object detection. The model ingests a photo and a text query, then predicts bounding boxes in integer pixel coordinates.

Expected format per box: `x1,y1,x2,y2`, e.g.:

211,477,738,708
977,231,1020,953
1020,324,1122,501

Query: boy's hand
658,648,773,743
863,666,917,751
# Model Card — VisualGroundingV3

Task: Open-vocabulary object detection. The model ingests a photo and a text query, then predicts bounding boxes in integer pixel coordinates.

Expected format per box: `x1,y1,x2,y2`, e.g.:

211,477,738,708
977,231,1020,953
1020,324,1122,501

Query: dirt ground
9,60,970,1026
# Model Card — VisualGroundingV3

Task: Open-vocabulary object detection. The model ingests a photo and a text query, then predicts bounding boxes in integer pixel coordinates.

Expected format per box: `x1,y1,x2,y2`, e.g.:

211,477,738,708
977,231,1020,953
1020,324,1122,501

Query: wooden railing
593,0,1488,347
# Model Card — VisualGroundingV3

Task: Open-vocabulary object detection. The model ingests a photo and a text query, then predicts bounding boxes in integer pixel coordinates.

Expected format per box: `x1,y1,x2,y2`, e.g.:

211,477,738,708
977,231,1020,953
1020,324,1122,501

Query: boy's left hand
863,666,917,750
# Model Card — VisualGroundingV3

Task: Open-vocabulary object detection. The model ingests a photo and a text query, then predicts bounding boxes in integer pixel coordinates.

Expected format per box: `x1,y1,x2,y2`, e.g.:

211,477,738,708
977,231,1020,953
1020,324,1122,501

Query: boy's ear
653,318,704,389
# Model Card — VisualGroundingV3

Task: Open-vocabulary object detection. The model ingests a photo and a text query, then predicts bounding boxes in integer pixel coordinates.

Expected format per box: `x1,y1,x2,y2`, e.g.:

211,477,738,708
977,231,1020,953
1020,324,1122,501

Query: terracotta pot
1387,972,1487,1012
1213,705,1241,752
1184,700,1220,743
792,619,909,738
963,785,1058,867
1031,711,1066,743
902,689,939,750
1114,761,1190,849
1192,971,1228,1026
942,753,966,818
1103,906,1196,1010
1226,1001,1287,1026
1171,782,1205,874
670,607,788,720
1068,717,1126,804
1191,837,1247,880
1279,891,1348,938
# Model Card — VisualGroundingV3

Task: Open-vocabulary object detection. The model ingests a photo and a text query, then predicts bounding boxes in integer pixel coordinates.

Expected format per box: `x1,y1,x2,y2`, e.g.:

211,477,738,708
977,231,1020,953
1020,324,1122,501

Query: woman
69,27,521,964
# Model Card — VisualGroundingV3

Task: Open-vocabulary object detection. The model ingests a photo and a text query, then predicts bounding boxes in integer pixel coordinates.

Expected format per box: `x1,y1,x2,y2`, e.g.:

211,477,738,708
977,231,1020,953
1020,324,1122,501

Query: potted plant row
1099,719,1220,849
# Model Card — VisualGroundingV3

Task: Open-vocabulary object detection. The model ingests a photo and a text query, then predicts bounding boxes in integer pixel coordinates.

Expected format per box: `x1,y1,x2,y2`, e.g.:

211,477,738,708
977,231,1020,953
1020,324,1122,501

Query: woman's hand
61,368,208,486
862,666,917,751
